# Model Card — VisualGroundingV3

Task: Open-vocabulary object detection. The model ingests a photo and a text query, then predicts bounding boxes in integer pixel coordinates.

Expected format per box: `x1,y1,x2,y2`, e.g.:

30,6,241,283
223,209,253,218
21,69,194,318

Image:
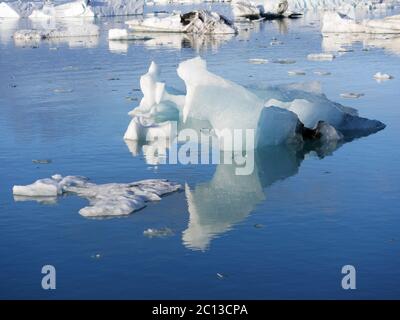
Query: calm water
1,4,400,299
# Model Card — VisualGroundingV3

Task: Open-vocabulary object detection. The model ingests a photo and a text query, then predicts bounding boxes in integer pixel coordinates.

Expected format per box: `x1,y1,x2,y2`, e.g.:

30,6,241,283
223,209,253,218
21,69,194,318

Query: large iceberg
0,0,144,19
322,11,400,34
126,10,237,34
124,57,385,150
13,175,181,217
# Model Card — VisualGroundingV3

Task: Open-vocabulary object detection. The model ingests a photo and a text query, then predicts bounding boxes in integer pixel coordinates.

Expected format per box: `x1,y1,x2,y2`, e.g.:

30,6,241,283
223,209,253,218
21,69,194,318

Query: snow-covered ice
126,10,237,34
124,57,385,150
13,175,182,217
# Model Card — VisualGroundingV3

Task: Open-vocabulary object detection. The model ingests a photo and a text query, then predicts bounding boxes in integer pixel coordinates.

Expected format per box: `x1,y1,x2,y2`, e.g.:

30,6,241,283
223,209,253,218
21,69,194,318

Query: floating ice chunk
14,21,99,41
143,227,174,238
13,178,62,197
125,57,385,150
288,70,305,76
108,28,142,40
126,10,237,34
272,58,296,64
374,72,394,81
340,92,364,99
248,58,269,64
307,53,335,61
29,1,94,19
13,175,181,217
322,12,365,33
231,0,261,19
313,70,331,76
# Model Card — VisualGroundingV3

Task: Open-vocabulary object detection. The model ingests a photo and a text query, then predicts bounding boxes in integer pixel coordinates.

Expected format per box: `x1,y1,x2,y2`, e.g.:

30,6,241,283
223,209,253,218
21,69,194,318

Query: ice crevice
124,57,385,150
13,175,182,217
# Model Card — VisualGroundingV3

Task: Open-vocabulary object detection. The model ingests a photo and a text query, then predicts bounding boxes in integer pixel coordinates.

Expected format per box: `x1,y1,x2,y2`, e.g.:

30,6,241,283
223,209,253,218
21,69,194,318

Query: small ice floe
307,53,335,61
13,175,182,217
272,58,296,64
53,88,73,93
374,72,394,81
126,10,237,34
124,57,385,151
32,159,52,164
248,58,268,64
322,12,400,34
314,70,331,76
288,70,305,76
340,92,365,99
216,273,225,279
143,228,174,238
270,39,283,45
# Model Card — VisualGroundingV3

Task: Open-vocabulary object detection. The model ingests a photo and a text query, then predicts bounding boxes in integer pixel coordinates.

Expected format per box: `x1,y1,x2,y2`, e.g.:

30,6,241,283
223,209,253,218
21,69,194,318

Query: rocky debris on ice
232,0,302,20
0,0,144,19
125,10,237,34
373,71,394,80
307,53,335,61
124,57,385,150
13,175,182,217
322,12,400,34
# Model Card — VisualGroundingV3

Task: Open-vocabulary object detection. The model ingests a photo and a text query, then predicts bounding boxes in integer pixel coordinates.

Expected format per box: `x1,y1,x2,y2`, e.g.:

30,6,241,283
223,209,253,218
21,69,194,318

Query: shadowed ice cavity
125,138,344,251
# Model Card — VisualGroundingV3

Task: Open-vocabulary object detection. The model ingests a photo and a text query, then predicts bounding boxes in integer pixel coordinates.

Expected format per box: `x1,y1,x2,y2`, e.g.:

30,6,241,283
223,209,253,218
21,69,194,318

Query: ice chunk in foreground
126,10,237,34
124,57,385,150
13,175,181,217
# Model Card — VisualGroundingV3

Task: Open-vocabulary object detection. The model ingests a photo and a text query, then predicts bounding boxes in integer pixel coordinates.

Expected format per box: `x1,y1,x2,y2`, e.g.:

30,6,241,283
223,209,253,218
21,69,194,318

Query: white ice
13,175,181,217
374,71,394,80
0,1,41,18
307,53,335,61
124,57,385,150
126,10,237,34
322,12,400,34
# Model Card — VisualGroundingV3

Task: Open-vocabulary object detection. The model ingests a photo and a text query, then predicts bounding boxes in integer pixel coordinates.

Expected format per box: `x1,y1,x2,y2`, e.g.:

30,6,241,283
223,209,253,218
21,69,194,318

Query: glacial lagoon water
1,4,400,299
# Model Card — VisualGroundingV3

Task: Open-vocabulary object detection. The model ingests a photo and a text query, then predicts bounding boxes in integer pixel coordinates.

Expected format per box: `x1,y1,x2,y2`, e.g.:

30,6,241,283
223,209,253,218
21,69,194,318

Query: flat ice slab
13,175,181,217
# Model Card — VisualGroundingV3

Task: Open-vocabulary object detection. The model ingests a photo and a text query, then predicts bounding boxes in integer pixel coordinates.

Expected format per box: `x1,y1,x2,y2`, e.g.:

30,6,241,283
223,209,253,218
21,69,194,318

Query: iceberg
13,175,181,217
232,0,301,20
0,1,43,18
0,0,144,19
124,57,385,150
322,12,400,34
14,20,99,41
126,10,237,34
